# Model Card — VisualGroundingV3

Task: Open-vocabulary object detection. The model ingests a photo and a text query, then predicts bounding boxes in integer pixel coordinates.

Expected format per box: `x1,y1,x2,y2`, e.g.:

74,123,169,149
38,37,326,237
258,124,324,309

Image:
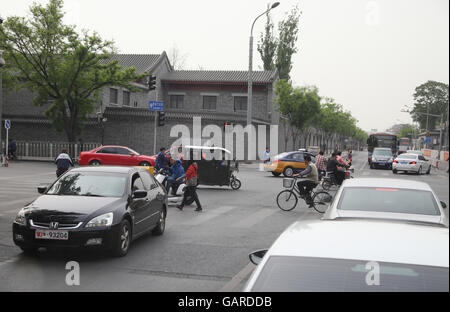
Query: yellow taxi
264,151,315,177
139,165,155,175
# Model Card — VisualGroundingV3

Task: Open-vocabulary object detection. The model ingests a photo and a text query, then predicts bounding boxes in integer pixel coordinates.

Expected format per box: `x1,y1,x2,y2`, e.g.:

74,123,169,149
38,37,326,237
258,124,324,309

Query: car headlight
371,157,376,162
14,209,27,226
389,158,393,162
85,212,114,228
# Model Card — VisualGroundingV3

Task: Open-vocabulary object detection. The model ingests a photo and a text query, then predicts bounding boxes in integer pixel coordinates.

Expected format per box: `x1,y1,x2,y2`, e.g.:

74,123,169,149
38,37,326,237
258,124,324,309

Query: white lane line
219,262,254,292
180,206,236,226
359,160,368,171
232,208,277,228
362,171,370,176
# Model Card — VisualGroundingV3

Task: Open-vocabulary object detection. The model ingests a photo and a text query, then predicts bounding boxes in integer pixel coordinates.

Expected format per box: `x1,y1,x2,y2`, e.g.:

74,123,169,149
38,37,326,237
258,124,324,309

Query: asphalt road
0,152,448,291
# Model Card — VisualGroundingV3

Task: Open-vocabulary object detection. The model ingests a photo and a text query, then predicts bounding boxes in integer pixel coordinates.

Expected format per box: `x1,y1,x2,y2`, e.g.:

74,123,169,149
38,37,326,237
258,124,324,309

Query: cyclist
293,155,319,206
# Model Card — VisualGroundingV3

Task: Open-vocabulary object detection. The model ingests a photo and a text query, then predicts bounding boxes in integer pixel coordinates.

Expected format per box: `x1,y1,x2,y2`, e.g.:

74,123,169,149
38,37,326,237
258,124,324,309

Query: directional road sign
4,120,11,129
149,101,164,111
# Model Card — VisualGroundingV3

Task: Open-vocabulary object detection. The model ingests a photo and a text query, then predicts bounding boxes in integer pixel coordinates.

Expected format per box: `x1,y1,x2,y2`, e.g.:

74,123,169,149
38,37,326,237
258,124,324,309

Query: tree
258,5,302,80
169,44,188,70
398,124,419,139
257,5,277,71
0,0,146,142
411,81,449,131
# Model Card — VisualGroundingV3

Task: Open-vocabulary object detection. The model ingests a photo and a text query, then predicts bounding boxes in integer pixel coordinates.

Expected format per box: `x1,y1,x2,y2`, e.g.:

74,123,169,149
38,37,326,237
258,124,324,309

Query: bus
397,137,411,155
367,133,397,163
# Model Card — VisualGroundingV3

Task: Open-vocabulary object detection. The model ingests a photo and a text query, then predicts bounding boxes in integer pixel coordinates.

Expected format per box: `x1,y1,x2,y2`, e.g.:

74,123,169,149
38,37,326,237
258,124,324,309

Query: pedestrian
8,139,17,160
315,150,328,177
176,161,202,212
263,147,270,164
55,148,74,177
155,147,169,171
166,158,185,195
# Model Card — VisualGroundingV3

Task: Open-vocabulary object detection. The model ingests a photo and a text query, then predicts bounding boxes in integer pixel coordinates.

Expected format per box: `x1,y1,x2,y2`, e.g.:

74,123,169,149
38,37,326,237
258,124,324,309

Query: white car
407,150,424,156
244,219,449,292
323,178,448,227
393,153,431,174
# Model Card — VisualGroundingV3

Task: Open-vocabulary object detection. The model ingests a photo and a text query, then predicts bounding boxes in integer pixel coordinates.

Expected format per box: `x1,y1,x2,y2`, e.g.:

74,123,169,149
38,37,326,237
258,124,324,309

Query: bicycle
276,177,333,213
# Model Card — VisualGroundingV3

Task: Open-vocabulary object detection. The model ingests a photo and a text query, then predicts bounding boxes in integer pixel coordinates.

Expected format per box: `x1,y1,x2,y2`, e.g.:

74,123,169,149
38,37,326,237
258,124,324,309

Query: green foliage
258,5,301,80
0,0,146,141
411,81,449,130
397,124,419,139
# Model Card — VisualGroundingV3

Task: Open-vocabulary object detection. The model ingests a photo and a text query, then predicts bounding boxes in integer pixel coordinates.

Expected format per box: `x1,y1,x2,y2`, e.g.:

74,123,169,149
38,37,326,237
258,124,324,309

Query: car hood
25,195,124,223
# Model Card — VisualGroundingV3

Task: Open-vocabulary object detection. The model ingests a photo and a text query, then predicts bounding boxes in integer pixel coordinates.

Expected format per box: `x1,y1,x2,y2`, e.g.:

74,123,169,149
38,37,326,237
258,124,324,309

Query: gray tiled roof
100,54,162,74
161,70,277,84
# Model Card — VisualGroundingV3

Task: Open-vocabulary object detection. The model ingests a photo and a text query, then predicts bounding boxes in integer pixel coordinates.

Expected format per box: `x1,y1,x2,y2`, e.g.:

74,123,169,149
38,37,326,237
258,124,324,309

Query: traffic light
158,111,165,127
148,75,156,91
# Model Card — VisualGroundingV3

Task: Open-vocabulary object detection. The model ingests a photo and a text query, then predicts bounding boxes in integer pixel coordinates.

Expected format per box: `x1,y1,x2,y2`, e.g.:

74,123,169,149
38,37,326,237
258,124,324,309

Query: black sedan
13,166,167,257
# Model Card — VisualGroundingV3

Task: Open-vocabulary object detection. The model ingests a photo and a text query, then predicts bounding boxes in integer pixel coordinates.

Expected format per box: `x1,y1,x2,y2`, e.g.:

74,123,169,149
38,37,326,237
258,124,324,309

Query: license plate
378,162,385,165
35,230,69,240
401,162,408,165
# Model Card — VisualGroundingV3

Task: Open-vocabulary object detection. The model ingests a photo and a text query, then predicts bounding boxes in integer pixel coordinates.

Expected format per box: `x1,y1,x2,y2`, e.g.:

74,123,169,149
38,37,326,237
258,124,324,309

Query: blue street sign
4,120,11,129
149,101,164,111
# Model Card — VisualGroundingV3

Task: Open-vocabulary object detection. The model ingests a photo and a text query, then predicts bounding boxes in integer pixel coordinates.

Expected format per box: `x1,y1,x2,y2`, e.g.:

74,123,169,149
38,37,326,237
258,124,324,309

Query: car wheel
393,169,397,174
417,166,422,175
426,165,431,174
89,160,101,166
283,167,294,177
152,207,166,236
271,172,281,177
112,219,131,257
370,163,374,169
139,161,151,167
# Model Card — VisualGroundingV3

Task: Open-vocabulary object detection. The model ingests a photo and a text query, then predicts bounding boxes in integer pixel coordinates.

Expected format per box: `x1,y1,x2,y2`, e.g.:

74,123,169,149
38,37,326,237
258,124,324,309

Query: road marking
0,172,55,181
359,160,368,171
232,208,277,228
0,197,36,209
180,206,236,226
219,262,254,292
362,171,370,176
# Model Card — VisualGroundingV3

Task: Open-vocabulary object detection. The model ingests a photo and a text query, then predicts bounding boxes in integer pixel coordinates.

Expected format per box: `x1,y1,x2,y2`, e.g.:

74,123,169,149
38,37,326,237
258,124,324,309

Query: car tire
139,161,151,167
152,207,166,236
89,160,101,166
271,172,281,177
426,165,431,174
417,166,422,175
370,163,374,169
283,167,294,177
393,169,397,174
111,219,131,257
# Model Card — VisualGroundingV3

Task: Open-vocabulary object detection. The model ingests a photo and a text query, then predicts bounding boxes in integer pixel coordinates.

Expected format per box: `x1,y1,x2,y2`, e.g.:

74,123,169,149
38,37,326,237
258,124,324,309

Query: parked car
12,166,167,257
264,151,316,177
369,147,394,169
78,145,155,167
244,219,449,291
322,178,448,227
392,153,431,175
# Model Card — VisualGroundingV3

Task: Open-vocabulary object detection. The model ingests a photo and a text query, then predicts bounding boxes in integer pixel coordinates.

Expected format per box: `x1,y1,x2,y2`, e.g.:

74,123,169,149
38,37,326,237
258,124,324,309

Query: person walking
263,147,271,164
55,148,74,177
314,150,328,178
8,139,17,160
176,161,202,212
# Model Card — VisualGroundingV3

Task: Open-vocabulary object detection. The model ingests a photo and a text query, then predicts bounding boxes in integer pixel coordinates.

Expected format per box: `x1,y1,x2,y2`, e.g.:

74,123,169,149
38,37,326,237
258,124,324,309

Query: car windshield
46,172,127,197
337,187,440,215
250,256,449,292
373,149,392,156
397,154,417,160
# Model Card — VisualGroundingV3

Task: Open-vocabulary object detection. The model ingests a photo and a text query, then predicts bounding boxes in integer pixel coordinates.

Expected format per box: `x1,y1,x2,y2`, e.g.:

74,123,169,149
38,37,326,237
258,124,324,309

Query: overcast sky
3,0,449,132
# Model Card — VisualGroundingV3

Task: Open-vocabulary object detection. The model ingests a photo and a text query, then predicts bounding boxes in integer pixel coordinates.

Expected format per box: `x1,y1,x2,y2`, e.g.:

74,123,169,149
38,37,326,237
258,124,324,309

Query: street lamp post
247,2,280,127
0,49,5,158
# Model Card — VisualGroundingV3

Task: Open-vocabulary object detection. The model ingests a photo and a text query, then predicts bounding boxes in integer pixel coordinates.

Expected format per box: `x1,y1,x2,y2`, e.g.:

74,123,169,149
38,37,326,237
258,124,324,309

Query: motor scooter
154,169,194,205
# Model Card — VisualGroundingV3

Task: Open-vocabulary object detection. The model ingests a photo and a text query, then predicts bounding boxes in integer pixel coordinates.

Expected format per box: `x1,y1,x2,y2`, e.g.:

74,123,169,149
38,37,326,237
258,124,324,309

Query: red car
78,145,155,167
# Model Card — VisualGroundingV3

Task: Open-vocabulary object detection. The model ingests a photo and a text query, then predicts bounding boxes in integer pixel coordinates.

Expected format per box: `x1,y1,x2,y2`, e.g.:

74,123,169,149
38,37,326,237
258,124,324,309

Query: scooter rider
166,158,184,195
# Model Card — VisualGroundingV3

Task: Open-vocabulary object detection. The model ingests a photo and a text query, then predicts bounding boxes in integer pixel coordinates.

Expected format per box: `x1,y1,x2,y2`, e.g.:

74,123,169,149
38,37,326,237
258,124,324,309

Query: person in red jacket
176,162,202,211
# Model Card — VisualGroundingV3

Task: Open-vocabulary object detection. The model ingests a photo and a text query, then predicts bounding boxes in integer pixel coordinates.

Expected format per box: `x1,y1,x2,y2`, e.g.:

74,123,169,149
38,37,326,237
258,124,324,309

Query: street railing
13,141,101,161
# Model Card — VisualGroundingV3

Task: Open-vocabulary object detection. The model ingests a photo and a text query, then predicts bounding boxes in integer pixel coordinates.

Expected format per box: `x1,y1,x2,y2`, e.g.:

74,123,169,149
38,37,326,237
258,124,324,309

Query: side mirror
249,249,268,265
440,201,447,209
37,184,50,194
130,153,136,156
133,190,147,199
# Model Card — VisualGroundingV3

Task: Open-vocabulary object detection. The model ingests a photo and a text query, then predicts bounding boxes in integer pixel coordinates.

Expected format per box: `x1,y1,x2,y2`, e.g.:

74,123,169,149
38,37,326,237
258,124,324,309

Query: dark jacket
170,160,185,179
55,153,74,169
155,152,169,170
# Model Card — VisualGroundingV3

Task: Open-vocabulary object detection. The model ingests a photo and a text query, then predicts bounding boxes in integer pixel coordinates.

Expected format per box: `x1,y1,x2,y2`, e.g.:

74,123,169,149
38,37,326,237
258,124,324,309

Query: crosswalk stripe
180,206,236,226
232,208,277,228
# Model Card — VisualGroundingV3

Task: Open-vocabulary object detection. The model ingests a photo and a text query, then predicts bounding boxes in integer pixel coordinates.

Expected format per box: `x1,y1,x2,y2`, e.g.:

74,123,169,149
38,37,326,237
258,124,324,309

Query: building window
123,91,130,106
134,101,138,108
234,96,247,112
170,95,184,109
203,96,217,110
110,88,118,104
